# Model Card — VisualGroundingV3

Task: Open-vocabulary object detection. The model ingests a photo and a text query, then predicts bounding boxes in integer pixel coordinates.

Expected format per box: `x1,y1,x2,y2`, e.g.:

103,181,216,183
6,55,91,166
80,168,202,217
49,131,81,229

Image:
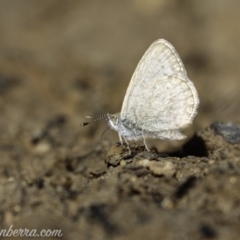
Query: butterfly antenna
81,114,108,126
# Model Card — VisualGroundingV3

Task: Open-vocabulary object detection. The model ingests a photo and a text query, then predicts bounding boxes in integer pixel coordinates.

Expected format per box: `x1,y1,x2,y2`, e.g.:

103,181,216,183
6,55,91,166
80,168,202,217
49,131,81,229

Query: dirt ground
0,1,240,240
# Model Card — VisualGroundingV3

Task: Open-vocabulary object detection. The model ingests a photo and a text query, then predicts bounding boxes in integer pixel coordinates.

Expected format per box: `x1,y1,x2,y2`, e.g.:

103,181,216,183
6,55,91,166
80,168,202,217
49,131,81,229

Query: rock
212,121,240,144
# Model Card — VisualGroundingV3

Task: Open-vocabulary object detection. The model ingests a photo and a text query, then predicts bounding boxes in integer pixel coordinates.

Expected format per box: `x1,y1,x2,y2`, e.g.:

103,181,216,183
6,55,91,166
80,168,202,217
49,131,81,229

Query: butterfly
82,39,199,152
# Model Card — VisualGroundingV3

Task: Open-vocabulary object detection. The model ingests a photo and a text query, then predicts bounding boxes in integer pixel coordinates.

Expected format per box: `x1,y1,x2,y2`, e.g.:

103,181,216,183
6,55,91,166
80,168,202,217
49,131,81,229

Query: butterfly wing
121,39,188,120
120,39,199,131
136,75,199,131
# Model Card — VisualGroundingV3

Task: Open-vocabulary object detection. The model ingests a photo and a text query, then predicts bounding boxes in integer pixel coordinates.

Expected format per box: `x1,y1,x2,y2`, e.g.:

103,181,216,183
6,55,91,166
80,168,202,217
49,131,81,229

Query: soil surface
0,1,240,240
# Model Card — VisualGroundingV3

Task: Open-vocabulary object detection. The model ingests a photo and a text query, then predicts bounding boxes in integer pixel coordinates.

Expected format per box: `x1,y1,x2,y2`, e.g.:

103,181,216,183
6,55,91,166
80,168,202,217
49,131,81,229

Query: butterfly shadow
169,134,208,158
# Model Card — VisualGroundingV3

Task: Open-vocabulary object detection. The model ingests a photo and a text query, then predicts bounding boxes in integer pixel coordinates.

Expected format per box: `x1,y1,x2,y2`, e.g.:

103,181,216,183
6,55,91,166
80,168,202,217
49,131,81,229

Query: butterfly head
107,113,121,131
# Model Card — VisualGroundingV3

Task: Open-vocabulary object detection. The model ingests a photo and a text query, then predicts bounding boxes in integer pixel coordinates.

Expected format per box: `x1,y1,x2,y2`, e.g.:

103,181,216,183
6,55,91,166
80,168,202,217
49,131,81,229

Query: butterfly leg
122,136,131,155
142,134,150,151
118,133,123,145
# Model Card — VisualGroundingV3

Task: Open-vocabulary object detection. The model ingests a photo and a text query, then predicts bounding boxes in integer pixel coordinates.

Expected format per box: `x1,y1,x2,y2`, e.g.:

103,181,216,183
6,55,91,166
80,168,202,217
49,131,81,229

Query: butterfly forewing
121,39,188,121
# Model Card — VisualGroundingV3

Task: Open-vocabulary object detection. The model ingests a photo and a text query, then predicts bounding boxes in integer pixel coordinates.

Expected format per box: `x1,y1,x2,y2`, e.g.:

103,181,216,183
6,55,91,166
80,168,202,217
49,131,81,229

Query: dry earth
0,1,240,240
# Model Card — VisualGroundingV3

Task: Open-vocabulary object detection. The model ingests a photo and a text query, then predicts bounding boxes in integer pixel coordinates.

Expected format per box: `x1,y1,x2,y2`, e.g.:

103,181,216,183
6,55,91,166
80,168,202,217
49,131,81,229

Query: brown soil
0,1,240,240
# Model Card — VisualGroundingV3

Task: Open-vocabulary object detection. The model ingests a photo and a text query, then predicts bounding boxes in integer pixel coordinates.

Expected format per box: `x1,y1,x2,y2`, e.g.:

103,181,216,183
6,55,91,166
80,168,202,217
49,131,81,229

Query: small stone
212,121,240,144
105,143,131,167
34,142,51,154
139,160,176,177
161,197,174,209
120,160,126,166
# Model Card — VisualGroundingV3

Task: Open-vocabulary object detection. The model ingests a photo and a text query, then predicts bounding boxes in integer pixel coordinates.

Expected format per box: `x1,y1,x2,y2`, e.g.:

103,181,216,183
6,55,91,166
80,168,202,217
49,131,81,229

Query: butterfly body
107,113,144,141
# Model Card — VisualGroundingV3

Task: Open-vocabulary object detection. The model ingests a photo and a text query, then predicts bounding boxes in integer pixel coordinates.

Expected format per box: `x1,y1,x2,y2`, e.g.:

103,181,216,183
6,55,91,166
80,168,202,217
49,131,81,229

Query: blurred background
0,0,240,151
1,1,240,238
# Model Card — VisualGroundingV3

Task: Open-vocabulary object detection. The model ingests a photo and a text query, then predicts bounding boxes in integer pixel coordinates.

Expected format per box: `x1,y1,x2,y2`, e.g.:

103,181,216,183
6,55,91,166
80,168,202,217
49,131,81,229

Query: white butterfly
83,39,199,152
